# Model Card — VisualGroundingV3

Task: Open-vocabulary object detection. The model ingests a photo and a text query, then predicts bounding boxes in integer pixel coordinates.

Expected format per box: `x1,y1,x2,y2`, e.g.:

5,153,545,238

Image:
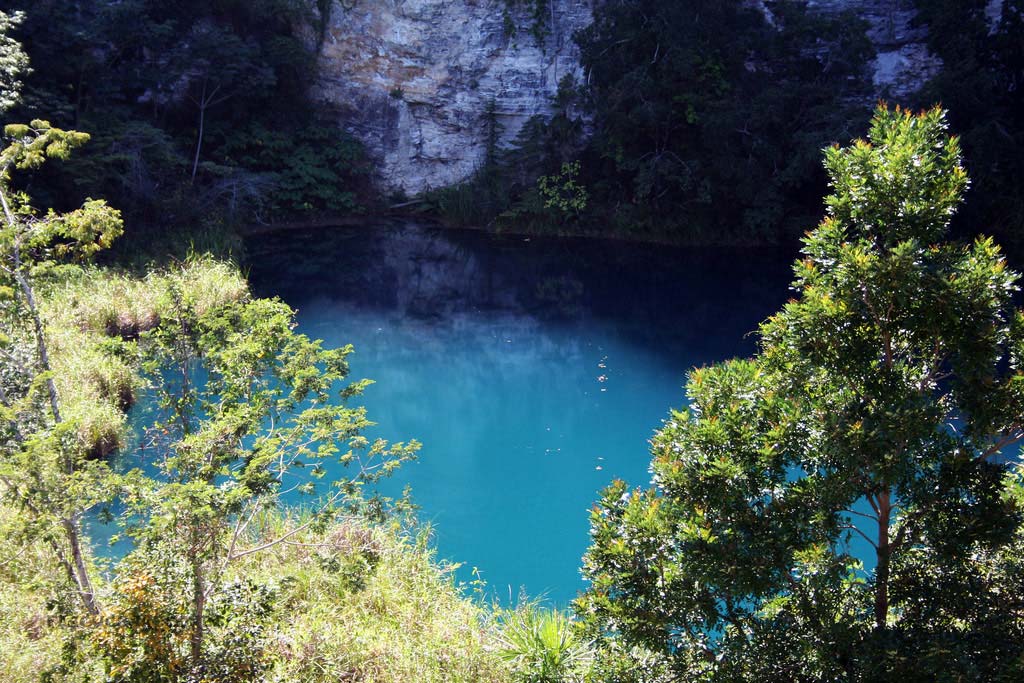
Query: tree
912,0,1024,252
573,0,874,242
0,120,123,615
174,21,275,183
0,10,29,113
7,0,363,237
102,277,419,679
577,106,1024,681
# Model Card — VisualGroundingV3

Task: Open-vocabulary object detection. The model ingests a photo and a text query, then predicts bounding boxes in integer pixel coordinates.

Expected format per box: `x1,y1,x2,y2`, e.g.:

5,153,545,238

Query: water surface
245,221,792,603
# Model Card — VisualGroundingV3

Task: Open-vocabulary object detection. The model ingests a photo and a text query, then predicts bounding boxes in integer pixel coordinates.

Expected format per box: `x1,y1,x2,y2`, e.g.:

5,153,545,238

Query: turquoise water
245,222,792,604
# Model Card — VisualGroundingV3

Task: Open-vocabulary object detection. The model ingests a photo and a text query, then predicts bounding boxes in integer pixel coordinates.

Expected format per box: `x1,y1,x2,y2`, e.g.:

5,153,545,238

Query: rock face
805,0,941,99
314,0,593,196
314,1,991,196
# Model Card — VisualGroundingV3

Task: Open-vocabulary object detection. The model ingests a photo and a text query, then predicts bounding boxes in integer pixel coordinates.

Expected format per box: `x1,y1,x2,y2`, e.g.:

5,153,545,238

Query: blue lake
244,221,793,604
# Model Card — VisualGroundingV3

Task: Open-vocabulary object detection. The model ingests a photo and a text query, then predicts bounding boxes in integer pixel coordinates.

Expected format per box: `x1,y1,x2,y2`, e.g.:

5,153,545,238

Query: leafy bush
496,603,591,683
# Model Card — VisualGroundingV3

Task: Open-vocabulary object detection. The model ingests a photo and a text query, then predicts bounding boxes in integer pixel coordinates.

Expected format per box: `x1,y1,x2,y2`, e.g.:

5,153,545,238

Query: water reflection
244,221,793,603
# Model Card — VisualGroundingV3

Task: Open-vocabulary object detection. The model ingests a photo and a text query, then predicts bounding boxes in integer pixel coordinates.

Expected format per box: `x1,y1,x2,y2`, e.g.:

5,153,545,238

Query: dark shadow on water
242,220,796,604
245,221,795,362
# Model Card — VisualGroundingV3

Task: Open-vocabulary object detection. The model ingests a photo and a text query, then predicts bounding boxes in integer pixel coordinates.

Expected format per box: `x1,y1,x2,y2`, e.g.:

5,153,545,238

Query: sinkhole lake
244,221,793,604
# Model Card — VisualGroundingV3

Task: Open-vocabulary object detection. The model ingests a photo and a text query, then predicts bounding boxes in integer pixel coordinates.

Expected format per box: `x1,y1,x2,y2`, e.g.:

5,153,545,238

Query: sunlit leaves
115,273,420,674
0,119,124,615
0,11,27,113
578,106,1024,681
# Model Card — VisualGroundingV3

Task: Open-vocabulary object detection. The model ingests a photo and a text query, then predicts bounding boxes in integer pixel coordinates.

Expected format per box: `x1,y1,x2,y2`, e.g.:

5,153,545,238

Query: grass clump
243,517,511,683
1,506,518,683
36,258,249,458
0,505,104,683
496,602,592,683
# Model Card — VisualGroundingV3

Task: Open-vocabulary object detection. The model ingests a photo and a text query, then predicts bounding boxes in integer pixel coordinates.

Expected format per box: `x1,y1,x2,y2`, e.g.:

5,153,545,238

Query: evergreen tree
577,106,1024,682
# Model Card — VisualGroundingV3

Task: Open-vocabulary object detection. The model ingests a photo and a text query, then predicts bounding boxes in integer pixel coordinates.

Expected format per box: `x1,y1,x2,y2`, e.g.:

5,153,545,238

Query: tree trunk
63,517,98,614
191,101,206,185
190,556,206,672
0,187,98,615
874,490,892,631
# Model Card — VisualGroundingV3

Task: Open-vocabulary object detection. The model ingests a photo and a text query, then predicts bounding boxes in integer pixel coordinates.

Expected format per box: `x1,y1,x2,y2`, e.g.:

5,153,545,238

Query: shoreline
238,211,802,254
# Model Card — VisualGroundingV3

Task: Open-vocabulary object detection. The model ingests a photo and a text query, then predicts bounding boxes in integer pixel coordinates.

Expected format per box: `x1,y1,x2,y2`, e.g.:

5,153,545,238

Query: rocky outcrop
805,0,941,99
314,1,999,196
313,0,592,196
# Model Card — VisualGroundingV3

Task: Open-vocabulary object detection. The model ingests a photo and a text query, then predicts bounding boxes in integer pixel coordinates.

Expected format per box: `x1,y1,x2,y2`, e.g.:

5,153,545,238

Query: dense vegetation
0,117,572,683
0,34,596,673
0,19,588,683
0,0,369,255
2,3,1024,682
566,0,873,243
430,0,875,244
910,0,1024,252
433,1,1024,251
577,106,1024,682
4,0,1023,251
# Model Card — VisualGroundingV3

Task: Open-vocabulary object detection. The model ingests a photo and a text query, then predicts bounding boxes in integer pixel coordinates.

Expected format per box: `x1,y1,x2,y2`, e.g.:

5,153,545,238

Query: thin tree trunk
190,554,206,672
874,489,892,631
190,80,209,185
191,101,206,184
0,185,99,615
63,517,98,613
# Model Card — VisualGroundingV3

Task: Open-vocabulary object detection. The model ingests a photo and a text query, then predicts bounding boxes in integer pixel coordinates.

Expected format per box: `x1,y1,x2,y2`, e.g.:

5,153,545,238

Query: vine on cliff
503,0,550,44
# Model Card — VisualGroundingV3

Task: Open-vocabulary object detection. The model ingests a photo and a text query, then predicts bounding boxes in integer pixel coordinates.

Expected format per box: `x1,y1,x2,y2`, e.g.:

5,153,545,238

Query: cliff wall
806,0,940,99
314,0,593,196
314,1,993,195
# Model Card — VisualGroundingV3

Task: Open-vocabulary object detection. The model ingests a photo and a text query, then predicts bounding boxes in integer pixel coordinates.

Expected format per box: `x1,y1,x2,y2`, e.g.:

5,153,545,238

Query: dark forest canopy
431,0,1024,250
2,0,1023,252
569,0,874,243
910,0,1024,252
0,0,368,254
432,0,876,244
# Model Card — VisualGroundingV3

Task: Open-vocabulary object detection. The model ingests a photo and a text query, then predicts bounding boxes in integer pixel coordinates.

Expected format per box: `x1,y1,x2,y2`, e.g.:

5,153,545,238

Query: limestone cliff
313,0,592,196
313,1,995,196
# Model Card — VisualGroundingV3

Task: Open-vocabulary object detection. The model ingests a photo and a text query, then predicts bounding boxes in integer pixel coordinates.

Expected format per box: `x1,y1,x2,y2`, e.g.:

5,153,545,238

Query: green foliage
5,0,368,249
502,1,550,44
74,261,416,678
91,554,193,682
571,0,873,243
0,114,508,683
911,0,1024,253
0,504,106,683
93,543,279,683
576,106,1024,681
496,603,592,683
433,1,874,244
0,120,124,616
538,161,587,217
0,10,28,113
217,121,365,216
1,503,519,683
425,86,587,234
261,519,512,683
